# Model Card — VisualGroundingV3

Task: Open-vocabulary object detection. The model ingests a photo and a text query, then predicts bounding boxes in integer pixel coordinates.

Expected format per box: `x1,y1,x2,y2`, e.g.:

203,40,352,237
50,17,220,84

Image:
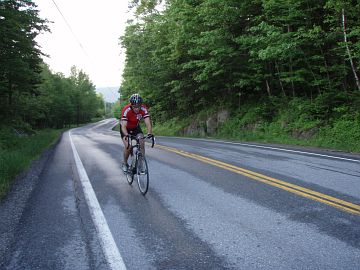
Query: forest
1,0,360,198
120,0,360,151
1,0,360,151
0,0,107,197
0,0,104,131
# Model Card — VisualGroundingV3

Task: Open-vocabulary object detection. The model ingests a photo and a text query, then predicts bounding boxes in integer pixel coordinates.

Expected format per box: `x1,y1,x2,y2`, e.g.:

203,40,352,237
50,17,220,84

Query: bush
315,113,360,152
153,117,190,136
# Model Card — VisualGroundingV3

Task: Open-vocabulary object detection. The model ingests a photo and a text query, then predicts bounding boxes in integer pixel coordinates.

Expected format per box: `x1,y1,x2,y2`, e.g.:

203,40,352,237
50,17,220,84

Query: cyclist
120,93,153,173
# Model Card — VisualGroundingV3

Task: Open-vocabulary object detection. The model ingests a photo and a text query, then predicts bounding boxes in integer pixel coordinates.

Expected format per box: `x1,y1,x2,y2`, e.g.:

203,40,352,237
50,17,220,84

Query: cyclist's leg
133,126,145,156
122,137,131,161
137,133,145,156
120,126,131,170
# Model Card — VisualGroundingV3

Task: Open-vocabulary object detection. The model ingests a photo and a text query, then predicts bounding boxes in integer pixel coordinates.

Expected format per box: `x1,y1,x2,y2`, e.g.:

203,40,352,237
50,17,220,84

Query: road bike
125,134,155,195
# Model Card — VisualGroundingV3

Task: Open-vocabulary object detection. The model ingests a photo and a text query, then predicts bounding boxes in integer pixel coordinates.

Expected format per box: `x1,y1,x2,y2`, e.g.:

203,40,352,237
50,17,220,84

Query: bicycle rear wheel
136,154,149,195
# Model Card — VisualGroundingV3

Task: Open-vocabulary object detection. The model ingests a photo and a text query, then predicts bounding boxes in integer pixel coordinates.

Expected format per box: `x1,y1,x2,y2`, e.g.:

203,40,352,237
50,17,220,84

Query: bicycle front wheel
136,154,149,195
126,158,134,185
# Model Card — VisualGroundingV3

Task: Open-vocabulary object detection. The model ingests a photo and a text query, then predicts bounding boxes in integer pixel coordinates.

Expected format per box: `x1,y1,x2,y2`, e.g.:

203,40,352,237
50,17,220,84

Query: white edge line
159,136,360,163
69,131,127,270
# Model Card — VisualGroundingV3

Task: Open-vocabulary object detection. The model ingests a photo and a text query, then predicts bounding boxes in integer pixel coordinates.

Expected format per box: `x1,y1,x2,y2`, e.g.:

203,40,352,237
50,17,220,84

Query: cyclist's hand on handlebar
146,133,155,147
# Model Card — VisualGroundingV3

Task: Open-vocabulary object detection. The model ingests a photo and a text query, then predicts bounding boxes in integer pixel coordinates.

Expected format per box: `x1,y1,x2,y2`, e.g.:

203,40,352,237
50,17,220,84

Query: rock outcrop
181,110,229,136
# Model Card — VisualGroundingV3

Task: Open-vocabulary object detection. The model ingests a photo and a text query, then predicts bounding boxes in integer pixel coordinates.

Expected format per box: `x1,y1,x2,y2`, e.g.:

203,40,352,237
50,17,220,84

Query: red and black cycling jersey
121,103,150,129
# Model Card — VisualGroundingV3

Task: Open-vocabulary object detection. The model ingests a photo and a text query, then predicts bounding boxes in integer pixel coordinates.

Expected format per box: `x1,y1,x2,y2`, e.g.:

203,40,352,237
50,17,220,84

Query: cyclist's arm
144,117,152,135
121,120,129,137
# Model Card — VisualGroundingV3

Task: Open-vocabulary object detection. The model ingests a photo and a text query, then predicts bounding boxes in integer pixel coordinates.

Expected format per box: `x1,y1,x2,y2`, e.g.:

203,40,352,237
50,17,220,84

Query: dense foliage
0,0,106,198
120,0,360,126
37,65,103,128
1,0,47,125
0,0,103,130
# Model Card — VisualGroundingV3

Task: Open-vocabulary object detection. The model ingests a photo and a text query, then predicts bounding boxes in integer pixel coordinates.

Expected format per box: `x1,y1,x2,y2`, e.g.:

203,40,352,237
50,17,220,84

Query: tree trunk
302,54,321,95
8,74,12,107
275,61,286,97
319,47,332,93
288,25,295,97
265,79,271,97
342,8,360,91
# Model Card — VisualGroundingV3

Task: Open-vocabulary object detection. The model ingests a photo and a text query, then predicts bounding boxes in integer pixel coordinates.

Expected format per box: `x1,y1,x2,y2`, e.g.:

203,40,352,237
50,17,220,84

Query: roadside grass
152,117,190,136
109,98,360,154
216,121,360,153
113,123,120,132
0,128,63,199
153,107,360,154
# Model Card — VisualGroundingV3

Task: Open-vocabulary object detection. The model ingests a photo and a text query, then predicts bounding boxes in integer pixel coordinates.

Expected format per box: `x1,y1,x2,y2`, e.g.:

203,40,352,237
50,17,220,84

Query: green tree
0,0,49,125
36,65,75,128
69,66,100,125
325,0,360,91
120,0,360,124
34,65,102,129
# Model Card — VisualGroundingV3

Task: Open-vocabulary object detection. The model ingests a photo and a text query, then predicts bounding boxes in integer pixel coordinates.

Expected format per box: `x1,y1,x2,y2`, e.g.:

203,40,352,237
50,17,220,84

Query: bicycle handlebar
126,134,155,149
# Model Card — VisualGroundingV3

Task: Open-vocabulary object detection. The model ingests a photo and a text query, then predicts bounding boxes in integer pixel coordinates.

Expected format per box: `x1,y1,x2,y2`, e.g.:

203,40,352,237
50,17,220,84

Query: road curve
72,119,360,269
1,119,359,269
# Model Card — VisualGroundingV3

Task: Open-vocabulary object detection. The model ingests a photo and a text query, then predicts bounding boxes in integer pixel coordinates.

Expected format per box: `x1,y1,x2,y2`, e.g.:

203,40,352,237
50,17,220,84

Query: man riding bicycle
120,93,153,173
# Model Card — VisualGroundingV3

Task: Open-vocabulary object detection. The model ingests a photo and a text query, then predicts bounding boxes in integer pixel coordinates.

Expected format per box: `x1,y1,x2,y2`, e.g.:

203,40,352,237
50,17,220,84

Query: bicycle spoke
136,155,149,195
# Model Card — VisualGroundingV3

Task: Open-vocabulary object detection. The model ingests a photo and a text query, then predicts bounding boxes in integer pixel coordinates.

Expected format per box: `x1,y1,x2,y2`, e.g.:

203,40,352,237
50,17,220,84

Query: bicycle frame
127,134,154,162
125,134,155,195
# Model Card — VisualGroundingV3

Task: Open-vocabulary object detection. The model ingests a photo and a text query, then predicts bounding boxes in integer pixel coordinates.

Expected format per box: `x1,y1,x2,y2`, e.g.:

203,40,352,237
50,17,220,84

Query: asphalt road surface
1,119,360,269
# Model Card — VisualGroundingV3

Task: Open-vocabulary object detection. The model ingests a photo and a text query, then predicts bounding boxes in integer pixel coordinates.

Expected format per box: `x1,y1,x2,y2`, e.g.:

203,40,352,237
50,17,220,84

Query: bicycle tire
125,157,134,185
136,154,149,195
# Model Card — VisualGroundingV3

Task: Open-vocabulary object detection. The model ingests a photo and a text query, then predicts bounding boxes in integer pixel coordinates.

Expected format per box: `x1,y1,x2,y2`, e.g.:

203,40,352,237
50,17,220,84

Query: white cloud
34,0,133,88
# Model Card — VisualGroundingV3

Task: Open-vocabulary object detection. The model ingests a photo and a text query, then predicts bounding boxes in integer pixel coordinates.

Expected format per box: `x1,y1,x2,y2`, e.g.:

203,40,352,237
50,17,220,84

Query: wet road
1,119,360,269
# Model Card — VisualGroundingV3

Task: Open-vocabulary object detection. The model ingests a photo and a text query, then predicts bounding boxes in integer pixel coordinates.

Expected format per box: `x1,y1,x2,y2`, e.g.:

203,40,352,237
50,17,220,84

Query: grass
0,128,63,199
217,123,358,152
153,117,190,136
2,108,357,200
153,105,360,154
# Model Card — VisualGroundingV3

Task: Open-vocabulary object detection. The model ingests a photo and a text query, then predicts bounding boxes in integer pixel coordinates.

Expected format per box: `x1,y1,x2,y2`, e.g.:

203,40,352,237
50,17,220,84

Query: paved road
1,119,360,269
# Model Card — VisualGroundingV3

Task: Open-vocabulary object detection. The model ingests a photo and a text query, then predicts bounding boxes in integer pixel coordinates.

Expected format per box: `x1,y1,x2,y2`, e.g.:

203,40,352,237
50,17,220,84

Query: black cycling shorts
120,125,143,139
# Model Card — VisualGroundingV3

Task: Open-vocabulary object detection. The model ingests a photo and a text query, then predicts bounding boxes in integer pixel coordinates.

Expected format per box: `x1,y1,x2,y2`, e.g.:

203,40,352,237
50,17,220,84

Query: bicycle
125,134,155,195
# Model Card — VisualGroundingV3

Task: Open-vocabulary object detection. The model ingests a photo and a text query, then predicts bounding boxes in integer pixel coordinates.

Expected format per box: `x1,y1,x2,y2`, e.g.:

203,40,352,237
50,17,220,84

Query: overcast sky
34,0,132,90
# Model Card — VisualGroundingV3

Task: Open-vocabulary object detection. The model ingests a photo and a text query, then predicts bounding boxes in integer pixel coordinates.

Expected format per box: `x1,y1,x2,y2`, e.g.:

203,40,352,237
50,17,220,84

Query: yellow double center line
156,144,360,216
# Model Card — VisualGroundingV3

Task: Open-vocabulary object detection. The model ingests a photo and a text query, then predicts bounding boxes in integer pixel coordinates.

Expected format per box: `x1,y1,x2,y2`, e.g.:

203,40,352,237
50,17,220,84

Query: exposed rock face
206,110,229,135
217,110,229,124
292,127,319,140
181,122,206,137
206,116,217,135
182,110,229,136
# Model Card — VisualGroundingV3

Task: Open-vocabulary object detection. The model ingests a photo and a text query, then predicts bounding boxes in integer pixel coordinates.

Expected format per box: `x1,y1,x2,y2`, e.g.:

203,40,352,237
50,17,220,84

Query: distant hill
96,87,119,103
